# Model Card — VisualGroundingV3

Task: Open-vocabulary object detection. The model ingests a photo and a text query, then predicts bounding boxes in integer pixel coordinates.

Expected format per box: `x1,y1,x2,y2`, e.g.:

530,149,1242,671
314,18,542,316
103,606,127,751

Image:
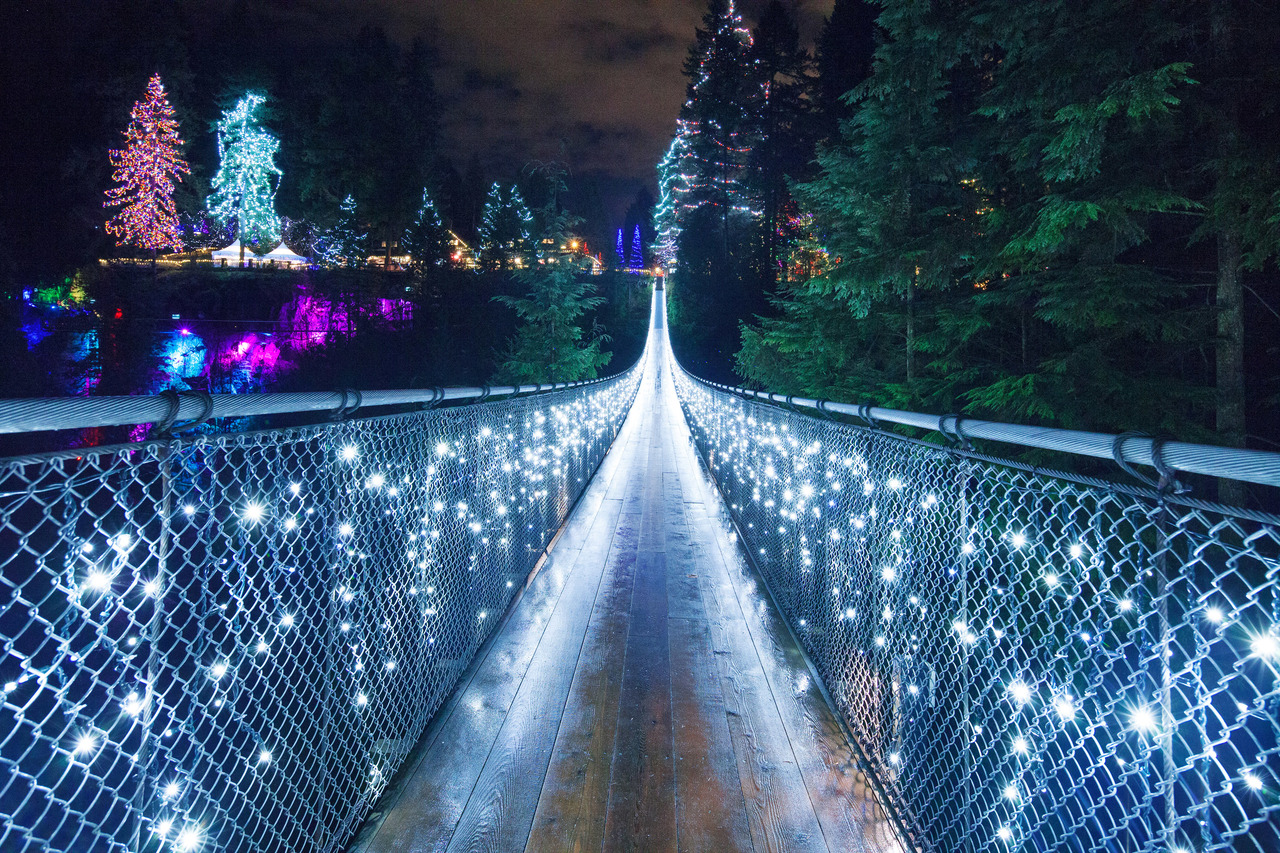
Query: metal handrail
685,378,1280,490
0,376,621,436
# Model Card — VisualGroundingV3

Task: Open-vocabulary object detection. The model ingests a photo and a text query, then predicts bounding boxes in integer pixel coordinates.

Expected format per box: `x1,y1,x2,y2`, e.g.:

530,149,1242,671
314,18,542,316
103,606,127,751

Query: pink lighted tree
104,75,190,254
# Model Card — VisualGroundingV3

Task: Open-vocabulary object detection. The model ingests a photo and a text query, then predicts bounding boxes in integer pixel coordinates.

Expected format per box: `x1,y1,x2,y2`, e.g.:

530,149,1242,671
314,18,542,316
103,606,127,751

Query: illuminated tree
478,183,533,270
104,75,189,254
615,228,625,266
207,93,282,248
401,188,453,282
629,225,644,270
316,194,366,268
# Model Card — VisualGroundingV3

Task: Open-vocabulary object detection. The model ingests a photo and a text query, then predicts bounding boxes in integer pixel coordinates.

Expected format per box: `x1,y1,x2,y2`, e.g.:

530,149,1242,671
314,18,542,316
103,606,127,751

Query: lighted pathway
351,295,899,853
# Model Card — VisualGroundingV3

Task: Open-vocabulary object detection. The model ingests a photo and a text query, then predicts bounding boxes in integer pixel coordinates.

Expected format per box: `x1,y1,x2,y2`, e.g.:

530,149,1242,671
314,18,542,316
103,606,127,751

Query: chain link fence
0,368,639,853
673,367,1280,853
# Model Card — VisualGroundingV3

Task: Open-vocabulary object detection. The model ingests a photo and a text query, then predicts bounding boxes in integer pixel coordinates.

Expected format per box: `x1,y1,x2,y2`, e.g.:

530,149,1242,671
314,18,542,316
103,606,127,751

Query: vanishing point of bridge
1,292,1278,852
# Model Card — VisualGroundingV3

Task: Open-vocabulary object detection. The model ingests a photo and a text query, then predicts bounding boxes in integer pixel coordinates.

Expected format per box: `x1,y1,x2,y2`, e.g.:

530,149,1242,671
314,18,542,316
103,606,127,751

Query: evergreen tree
629,225,644,270
814,0,878,142
616,228,626,267
747,0,1221,439
401,188,453,285
492,260,611,383
104,74,190,255
207,92,282,248
478,183,533,270
317,194,366,268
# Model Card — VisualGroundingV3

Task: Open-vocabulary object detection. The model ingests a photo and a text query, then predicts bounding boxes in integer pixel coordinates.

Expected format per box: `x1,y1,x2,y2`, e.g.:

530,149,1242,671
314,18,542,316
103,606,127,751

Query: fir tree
104,74,190,255
477,183,533,270
629,225,644,270
207,92,282,249
492,260,611,384
401,188,452,283
317,194,366,268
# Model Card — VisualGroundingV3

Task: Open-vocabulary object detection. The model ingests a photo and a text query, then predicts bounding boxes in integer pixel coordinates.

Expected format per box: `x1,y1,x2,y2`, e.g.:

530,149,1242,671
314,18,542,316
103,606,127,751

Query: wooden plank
524,379,655,852
602,550,676,852
668,610,756,851
443,494,626,853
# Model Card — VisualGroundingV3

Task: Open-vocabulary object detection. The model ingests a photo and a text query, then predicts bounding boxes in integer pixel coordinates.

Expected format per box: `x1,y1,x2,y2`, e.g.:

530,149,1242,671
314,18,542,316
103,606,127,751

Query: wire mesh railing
0,366,641,853
671,349,1280,852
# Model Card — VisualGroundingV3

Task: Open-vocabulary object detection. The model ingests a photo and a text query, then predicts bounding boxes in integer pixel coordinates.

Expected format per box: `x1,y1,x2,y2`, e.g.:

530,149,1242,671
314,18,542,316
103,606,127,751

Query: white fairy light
143,579,160,596
1119,598,1133,612
1010,532,1026,549
338,523,353,537
1003,785,1019,801
259,750,271,764
280,614,294,628
356,693,367,706
183,504,195,516
1069,543,1083,559
86,571,111,592
211,662,228,679
341,445,358,462
290,483,301,496
1008,680,1032,706
996,826,1013,842
74,733,96,755
1243,771,1263,791
881,567,896,582
961,542,975,555
176,825,202,852
1055,695,1076,721
1205,606,1225,624
1012,736,1029,755
1129,705,1157,734
284,517,298,531
243,502,264,523
1249,631,1278,660
162,781,180,800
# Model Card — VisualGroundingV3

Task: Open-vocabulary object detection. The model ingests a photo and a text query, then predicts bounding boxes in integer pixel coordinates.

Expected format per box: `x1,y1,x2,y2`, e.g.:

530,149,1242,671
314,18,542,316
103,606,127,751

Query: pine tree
401,188,452,283
477,183,533,270
207,92,282,248
629,225,644,270
616,227,626,266
104,74,190,254
492,260,612,383
317,194,366,268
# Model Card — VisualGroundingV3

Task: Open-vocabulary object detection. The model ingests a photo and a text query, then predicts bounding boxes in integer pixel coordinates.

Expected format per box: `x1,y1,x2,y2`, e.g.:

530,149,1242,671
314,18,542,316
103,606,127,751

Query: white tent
262,242,309,267
212,240,248,265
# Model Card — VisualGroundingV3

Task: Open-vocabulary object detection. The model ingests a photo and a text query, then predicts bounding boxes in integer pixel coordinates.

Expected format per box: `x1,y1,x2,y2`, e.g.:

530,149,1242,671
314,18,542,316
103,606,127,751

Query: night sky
324,0,834,203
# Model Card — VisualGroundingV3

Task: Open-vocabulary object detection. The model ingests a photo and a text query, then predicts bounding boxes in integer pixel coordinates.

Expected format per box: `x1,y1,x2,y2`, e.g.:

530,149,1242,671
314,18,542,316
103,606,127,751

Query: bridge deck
352,310,898,853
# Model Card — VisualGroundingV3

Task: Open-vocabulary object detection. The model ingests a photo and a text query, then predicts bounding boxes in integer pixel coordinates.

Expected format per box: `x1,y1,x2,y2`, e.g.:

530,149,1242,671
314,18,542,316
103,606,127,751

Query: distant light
3,682,16,694
111,533,132,552
290,483,302,496
385,660,396,670
888,752,901,765
367,473,385,489
81,542,94,553
157,818,174,836
122,692,145,716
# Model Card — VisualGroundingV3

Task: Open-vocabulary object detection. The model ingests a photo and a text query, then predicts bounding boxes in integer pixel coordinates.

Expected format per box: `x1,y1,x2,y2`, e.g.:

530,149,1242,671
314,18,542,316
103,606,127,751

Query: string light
207,92,282,246
104,75,189,253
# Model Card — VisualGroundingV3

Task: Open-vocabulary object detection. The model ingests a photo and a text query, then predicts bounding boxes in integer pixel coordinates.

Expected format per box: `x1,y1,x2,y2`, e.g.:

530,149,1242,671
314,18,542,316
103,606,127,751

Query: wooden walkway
351,299,899,853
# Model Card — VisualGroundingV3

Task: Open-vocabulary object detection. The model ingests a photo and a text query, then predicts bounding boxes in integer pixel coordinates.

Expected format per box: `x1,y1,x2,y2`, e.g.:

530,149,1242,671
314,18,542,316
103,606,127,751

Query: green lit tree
207,92,282,251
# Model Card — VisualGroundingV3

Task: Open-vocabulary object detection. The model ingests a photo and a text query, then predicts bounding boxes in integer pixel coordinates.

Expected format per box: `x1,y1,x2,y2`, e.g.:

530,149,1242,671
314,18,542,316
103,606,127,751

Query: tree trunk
1216,228,1247,505
905,281,915,385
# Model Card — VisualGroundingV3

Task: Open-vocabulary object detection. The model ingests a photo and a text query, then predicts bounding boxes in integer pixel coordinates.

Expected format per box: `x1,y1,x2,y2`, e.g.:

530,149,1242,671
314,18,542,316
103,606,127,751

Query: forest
662,0,1280,494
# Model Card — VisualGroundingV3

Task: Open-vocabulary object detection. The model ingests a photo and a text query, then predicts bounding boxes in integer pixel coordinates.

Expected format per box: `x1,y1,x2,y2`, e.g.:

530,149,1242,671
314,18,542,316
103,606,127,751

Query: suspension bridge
1,291,1277,852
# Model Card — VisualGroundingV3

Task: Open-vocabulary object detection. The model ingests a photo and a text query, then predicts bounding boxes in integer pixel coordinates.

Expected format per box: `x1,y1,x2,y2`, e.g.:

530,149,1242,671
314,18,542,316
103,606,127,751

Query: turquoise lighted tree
207,92,282,249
